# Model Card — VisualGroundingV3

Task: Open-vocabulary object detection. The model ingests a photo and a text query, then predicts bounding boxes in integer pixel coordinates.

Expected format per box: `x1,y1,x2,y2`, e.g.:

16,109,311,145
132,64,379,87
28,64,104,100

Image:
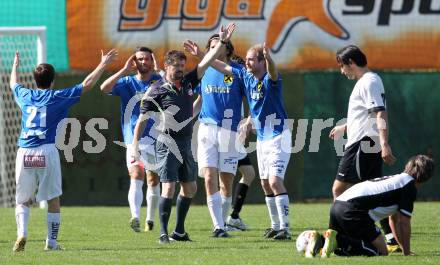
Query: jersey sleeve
184,67,201,89
11,84,29,107
140,86,160,114
361,75,386,113
265,72,281,89
194,84,201,94
398,181,417,218
53,84,83,106
109,76,128,96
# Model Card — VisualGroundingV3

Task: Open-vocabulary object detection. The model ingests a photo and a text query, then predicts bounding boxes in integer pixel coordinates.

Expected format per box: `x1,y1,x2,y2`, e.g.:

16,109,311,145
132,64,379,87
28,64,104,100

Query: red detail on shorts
23,155,46,168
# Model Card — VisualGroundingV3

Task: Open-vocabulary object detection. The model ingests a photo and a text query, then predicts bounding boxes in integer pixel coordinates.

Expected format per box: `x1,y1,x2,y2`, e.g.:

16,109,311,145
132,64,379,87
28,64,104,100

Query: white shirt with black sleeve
336,173,417,222
346,72,386,148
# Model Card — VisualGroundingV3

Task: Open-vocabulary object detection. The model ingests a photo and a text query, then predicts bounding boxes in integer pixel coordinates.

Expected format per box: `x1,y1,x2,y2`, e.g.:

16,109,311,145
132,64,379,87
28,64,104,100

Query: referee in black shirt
132,23,236,244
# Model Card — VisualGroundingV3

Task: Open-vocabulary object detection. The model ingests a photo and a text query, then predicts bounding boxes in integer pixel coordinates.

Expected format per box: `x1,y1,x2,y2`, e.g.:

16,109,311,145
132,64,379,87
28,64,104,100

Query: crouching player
300,154,435,257
10,49,117,251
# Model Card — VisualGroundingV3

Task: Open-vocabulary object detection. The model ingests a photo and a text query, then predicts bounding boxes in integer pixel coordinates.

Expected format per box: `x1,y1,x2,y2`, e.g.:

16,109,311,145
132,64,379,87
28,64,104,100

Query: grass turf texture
1,203,439,264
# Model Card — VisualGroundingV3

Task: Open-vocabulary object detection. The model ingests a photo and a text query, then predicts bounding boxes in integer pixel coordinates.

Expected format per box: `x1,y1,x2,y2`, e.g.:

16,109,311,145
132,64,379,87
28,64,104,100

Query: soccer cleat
12,237,26,252
273,229,292,240
263,228,279,238
321,229,338,258
226,216,248,231
304,230,324,258
44,244,63,251
169,231,192,242
212,228,230,238
387,244,402,253
159,234,170,244
129,217,141,232
144,220,154,232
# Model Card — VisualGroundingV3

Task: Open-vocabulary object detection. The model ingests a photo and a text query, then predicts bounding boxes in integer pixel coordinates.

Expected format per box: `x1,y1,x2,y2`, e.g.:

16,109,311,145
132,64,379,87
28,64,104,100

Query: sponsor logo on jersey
224,75,233,86
204,85,232,94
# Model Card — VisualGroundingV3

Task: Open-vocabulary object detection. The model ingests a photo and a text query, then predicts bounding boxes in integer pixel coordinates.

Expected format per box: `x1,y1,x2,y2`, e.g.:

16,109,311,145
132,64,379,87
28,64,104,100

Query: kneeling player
301,154,434,257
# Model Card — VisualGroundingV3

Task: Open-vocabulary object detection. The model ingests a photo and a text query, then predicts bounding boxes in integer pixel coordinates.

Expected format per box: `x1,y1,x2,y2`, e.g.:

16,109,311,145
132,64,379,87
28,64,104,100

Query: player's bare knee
128,166,145,180
47,197,60,212
146,171,159,186
181,182,197,198
260,180,272,194
161,183,175,198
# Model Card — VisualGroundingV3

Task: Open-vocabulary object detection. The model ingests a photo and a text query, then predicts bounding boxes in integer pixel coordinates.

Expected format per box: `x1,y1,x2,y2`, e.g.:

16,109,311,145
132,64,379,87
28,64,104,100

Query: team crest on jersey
224,75,233,86
251,81,264,100
257,81,263,92
188,88,193,96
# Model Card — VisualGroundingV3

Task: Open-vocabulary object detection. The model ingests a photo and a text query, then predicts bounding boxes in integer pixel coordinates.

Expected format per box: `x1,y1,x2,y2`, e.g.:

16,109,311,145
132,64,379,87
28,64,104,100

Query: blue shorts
156,137,197,183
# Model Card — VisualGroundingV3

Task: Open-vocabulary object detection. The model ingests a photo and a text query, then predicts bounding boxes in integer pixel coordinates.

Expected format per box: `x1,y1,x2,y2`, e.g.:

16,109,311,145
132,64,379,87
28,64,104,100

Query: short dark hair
336,45,367,67
206,33,234,59
164,50,186,65
230,55,245,66
404,154,435,183
135,46,153,54
33,63,55,88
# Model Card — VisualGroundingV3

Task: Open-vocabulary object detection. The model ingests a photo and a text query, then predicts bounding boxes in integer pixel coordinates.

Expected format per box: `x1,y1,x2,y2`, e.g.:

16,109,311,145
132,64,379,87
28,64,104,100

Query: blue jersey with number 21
13,83,83,148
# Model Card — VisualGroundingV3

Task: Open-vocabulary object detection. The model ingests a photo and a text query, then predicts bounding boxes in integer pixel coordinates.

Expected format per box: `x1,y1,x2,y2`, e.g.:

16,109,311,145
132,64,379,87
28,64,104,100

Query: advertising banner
68,0,440,71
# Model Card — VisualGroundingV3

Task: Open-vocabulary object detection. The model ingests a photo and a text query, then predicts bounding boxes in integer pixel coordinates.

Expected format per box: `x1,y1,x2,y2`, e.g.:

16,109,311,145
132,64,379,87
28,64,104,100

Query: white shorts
15,144,62,204
126,137,156,172
197,123,240,176
256,130,292,180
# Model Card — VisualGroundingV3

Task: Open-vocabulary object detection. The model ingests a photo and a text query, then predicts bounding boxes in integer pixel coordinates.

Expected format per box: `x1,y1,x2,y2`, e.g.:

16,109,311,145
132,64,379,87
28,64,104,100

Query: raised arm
10,51,19,89
100,54,135,93
82,49,118,94
183,39,232,75
263,42,278,81
197,23,236,78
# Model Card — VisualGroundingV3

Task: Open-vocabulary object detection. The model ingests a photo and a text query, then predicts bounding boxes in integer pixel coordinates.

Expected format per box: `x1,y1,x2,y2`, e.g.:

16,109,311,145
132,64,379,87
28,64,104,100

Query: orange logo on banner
119,0,264,31
266,0,348,53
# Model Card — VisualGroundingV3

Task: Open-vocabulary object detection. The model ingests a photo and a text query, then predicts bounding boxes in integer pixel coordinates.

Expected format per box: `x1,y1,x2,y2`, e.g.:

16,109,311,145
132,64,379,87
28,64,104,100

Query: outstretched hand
263,42,271,60
13,51,20,69
219,22,236,43
101,49,118,67
183,40,203,59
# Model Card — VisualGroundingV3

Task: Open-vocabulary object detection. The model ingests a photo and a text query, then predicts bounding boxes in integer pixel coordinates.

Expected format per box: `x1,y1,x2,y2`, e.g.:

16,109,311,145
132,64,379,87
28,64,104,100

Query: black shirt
140,68,200,138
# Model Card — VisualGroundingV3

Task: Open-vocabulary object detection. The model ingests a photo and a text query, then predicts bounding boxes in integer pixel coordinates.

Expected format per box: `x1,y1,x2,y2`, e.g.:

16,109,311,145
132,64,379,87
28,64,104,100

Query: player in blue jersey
10,49,117,252
185,36,254,236
189,42,293,240
100,47,162,233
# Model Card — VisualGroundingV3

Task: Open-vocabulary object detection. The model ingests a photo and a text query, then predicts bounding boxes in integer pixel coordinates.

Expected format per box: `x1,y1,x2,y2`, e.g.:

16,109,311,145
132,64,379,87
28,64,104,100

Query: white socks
221,195,232,223
15,205,29,238
275,194,290,230
265,196,280,230
207,192,224,230
46,212,61,247
128,179,144,219
146,184,160,222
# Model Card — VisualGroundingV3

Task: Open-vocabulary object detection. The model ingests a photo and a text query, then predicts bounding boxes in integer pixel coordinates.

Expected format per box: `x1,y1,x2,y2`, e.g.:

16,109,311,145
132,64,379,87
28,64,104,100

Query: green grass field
1,203,439,264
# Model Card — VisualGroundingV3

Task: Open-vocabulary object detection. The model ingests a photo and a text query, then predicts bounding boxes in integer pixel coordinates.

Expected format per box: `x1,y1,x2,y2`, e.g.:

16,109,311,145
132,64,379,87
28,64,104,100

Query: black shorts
155,137,197,183
238,154,252,167
336,137,382,184
329,201,381,243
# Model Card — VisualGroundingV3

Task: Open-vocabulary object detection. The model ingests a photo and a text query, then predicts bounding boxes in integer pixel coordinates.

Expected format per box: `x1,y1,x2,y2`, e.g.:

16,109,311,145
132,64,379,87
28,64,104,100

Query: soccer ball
295,230,314,253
